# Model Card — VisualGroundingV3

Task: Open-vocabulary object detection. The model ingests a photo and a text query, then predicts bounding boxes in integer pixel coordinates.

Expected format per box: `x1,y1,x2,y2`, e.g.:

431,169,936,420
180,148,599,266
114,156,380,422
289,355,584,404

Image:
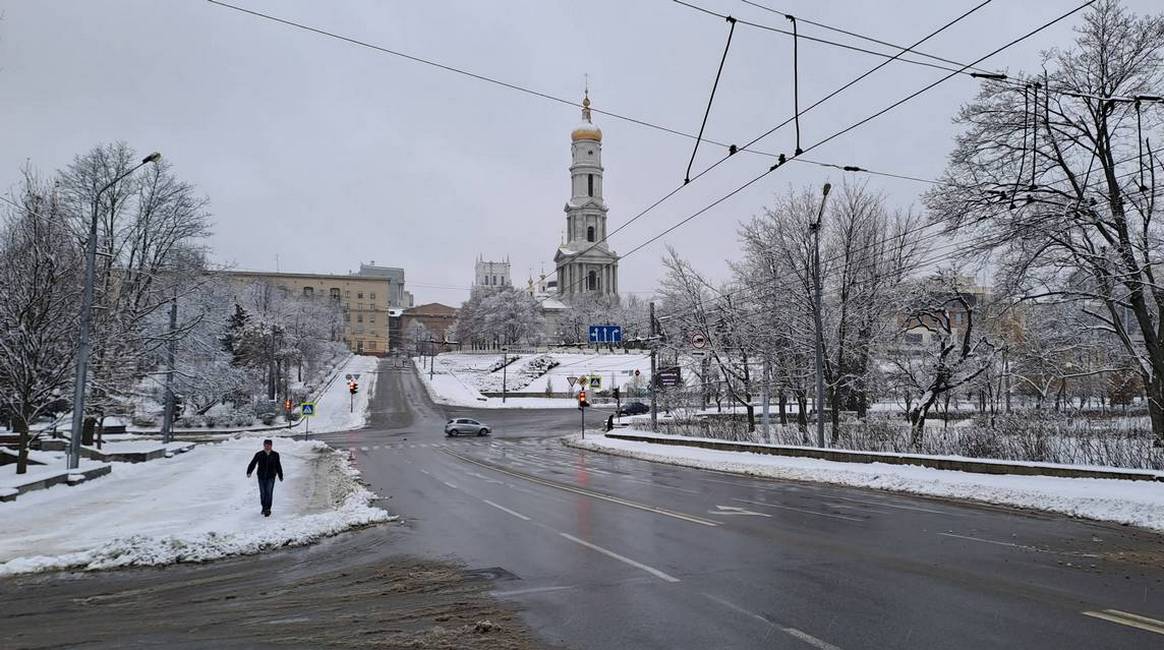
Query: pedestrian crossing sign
301,402,316,417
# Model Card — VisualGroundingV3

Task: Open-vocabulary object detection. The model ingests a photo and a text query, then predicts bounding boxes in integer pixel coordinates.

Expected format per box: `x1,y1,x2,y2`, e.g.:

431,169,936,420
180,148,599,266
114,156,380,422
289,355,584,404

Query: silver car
444,418,491,437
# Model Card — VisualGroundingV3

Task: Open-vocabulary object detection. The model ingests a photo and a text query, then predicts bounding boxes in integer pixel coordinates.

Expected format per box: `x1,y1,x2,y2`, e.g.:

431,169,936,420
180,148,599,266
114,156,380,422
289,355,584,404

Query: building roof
220,269,386,284
405,303,460,317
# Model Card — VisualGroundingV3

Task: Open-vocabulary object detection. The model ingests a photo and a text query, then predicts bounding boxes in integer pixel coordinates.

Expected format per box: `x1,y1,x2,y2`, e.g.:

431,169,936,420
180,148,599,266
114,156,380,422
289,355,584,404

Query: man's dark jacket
247,450,284,481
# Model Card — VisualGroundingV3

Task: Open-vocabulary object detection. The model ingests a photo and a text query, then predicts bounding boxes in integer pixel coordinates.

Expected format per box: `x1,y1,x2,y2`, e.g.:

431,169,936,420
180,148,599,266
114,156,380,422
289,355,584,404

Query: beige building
221,270,393,356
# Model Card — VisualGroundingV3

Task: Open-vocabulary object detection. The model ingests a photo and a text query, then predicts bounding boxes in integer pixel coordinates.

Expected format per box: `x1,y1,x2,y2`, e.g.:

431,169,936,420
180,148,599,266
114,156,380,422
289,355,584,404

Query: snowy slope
0,437,392,575
568,433,1164,533
304,355,379,433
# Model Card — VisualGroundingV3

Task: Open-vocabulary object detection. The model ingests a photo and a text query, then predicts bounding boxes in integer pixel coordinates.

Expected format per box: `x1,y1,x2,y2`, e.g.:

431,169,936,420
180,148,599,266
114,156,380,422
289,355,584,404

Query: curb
597,432,1164,482
0,464,112,502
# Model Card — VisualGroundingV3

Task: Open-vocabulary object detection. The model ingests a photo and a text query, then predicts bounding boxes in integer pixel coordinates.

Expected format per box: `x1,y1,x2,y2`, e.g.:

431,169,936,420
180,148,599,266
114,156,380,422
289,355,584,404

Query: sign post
301,401,316,440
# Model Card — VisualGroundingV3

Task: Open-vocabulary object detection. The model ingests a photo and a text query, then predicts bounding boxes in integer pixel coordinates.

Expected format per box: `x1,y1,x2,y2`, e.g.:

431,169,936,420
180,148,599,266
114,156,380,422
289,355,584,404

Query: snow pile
0,437,393,575
568,432,1164,533
305,355,379,433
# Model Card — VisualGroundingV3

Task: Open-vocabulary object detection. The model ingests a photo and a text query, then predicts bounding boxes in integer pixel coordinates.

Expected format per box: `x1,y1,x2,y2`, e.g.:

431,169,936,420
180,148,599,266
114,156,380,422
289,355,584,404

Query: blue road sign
588,324,623,344
301,402,316,417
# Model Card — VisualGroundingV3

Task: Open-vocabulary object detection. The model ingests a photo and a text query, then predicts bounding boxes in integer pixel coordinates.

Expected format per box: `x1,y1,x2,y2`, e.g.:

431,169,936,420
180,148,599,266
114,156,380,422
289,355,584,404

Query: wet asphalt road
5,358,1164,649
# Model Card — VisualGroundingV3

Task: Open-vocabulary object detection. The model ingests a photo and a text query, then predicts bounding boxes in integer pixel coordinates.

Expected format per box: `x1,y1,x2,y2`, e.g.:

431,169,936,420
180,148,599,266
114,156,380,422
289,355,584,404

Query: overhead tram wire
685,16,738,184
612,0,1099,282
735,0,998,76
541,0,1000,303
671,0,988,77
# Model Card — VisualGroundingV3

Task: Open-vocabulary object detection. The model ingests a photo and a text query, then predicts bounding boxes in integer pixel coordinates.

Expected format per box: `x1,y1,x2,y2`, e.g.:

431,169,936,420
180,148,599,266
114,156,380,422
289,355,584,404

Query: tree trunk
14,412,30,475
829,384,841,444
1147,374,1164,448
778,389,787,426
82,415,97,447
795,390,808,442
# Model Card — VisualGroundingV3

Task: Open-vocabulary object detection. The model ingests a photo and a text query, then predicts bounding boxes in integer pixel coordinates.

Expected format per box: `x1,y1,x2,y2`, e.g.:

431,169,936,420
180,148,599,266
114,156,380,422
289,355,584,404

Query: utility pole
502,346,508,403
649,301,658,432
810,182,831,448
429,339,435,381
161,287,178,444
68,152,161,469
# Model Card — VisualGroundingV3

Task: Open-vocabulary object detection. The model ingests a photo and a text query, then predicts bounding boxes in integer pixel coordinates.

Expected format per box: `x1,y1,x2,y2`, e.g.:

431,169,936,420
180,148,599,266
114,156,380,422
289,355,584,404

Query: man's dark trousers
258,477,276,512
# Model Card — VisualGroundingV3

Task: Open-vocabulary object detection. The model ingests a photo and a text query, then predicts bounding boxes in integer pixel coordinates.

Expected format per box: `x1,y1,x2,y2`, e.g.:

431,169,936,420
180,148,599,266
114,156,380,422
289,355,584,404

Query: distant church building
474,256,511,290
554,92,619,299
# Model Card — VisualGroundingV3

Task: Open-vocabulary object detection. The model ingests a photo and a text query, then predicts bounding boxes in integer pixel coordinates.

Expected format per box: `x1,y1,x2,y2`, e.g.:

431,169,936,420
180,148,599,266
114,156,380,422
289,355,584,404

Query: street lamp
68,152,162,469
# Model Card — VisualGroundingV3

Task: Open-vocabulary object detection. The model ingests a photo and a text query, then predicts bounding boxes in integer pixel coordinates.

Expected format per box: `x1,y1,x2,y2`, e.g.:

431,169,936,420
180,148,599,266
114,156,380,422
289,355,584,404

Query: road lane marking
359,447,369,452
441,480,458,489
466,471,504,484
703,593,843,649
733,498,862,522
419,469,431,475
559,533,680,583
711,505,770,517
482,499,532,521
831,494,949,515
1082,609,1164,636
443,450,719,527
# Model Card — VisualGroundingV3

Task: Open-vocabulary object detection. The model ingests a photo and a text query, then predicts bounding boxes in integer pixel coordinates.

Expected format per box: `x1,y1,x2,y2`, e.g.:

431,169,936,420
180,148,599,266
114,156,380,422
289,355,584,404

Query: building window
587,226,595,242
366,340,376,351
357,292,364,299
588,173,594,197
302,286,314,297
330,288,341,301
357,314,364,323
587,270,597,291
370,292,376,300
370,315,376,323
356,340,364,352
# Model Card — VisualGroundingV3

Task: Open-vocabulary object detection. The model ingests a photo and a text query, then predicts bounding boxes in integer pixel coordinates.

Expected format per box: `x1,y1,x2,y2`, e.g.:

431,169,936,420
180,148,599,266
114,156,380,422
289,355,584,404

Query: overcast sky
2,0,1157,306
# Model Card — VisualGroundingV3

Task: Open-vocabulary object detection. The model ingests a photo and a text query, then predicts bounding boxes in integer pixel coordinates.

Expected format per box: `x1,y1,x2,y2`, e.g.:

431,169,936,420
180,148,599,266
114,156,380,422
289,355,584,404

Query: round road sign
691,333,708,349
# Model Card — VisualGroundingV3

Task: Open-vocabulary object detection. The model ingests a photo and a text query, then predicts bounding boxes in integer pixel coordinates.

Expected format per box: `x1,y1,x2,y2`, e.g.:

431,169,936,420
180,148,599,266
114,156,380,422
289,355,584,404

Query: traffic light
578,390,589,408
348,380,359,395
612,387,620,400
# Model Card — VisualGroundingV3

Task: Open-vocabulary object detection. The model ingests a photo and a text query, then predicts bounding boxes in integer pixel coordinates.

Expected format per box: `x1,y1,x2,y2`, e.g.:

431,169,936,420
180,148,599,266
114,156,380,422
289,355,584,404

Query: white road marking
445,451,720,527
441,480,458,489
559,533,680,583
372,445,380,450
419,469,431,475
703,593,843,649
482,499,532,521
937,532,1029,550
832,495,948,515
733,498,863,522
711,505,770,517
466,471,504,484
359,447,369,452
1083,609,1164,636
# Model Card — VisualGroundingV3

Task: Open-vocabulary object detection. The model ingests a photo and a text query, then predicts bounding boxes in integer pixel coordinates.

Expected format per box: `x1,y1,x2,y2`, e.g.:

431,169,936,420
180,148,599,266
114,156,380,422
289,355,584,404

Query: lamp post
68,152,162,469
810,182,831,449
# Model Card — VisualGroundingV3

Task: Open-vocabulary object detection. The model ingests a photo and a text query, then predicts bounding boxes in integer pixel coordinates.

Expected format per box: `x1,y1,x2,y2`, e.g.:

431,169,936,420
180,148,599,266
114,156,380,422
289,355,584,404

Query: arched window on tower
587,270,597,291
588,174,594,197
587,226,595,242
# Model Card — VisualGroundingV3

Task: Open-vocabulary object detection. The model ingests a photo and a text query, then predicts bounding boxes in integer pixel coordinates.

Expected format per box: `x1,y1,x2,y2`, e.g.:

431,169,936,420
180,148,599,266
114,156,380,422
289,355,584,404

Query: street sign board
588,324,623,344
589,376,601,389
567,376,578,387
691,332,708,349
301,402,316,417
353,373,361,379
690,350,707,358
654,367,682,388
345,374,352,380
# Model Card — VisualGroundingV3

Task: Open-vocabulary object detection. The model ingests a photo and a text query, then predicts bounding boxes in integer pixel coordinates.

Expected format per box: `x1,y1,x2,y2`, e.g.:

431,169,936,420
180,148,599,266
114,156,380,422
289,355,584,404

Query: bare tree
926,0,1164,444
0,170,82,473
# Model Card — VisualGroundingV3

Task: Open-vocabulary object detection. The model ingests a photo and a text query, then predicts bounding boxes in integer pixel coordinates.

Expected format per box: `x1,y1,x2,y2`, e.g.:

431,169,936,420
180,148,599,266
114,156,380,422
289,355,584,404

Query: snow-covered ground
416,352,648,408
568,432,1164,533
0,437,392,575
305,355,379,433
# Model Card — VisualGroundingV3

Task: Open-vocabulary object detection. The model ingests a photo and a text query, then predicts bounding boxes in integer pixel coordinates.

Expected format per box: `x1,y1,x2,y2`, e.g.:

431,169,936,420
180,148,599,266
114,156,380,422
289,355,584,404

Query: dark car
444,418,491,436
617,401,650,416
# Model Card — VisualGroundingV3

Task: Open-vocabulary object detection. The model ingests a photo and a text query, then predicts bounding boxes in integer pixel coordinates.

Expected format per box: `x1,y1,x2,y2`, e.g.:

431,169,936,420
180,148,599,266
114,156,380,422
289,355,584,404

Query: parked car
617,401,650,416
445,418,491,436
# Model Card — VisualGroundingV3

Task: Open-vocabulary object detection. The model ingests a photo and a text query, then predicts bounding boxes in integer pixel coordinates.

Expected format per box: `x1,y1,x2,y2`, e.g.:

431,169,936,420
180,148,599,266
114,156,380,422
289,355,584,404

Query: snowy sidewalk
0,437,392,575
414,357,618,409
567,433,1164,534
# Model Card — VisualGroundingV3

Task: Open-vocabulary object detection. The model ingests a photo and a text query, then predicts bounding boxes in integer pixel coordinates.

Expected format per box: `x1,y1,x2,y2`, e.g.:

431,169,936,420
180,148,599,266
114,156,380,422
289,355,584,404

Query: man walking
246,439,283,517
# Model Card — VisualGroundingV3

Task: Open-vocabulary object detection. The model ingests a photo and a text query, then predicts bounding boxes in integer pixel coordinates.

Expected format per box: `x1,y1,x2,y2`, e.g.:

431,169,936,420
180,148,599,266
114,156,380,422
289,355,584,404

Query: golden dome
571,94,602,142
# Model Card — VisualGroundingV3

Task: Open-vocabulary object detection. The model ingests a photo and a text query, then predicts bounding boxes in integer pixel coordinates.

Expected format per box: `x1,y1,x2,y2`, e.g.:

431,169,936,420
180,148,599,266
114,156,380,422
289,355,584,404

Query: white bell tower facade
555,91,619,299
